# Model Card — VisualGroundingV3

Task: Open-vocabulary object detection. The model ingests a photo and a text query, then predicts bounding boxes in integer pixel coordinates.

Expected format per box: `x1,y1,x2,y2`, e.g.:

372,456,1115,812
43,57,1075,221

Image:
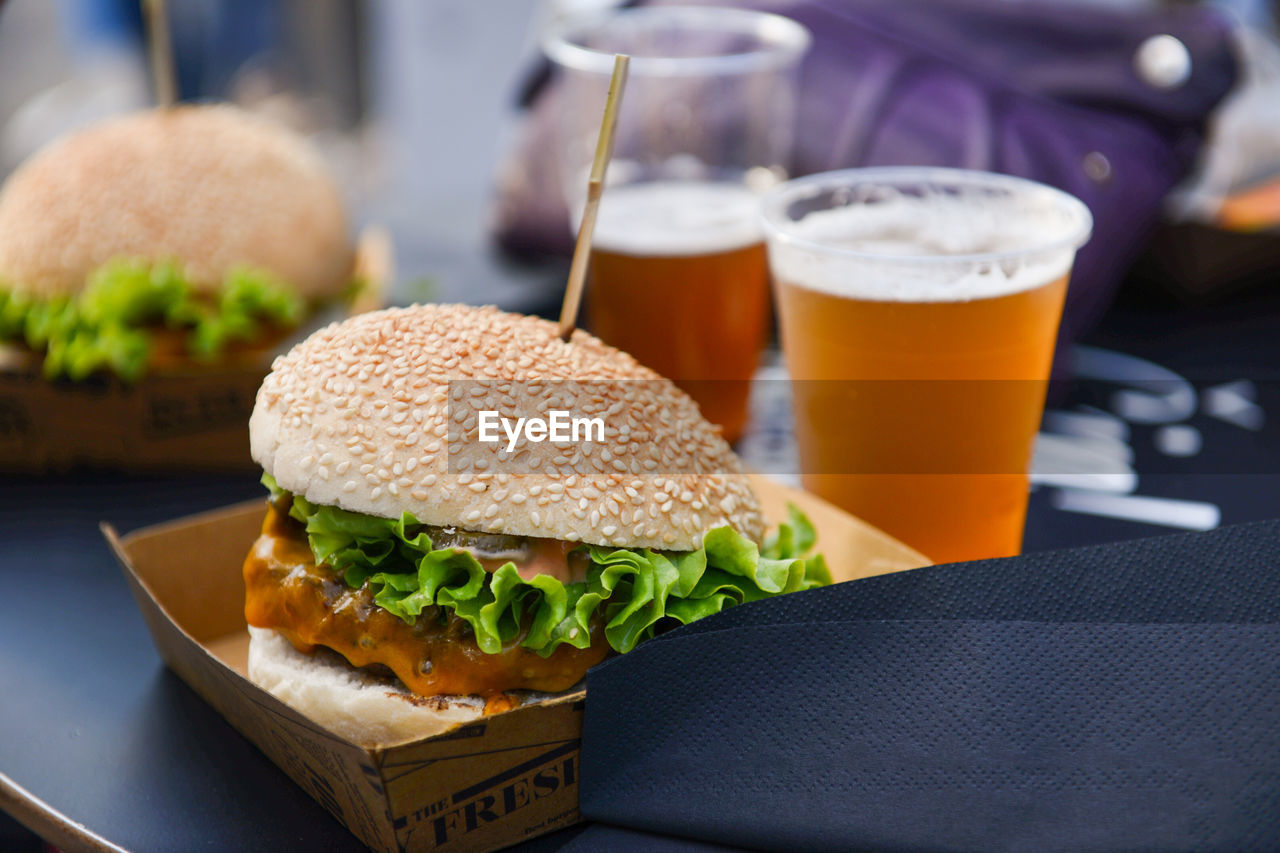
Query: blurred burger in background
0,104,356,382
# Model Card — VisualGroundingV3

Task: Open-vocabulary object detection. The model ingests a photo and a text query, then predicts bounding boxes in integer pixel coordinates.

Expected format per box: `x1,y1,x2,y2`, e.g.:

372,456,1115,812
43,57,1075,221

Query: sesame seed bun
0,105,353,300
250,303,764,551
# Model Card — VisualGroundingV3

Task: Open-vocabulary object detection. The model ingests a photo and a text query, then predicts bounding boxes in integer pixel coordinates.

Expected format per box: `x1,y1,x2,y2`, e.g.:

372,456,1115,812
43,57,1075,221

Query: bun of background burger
0,100,353,379
246,304,775,745
0,105,353,378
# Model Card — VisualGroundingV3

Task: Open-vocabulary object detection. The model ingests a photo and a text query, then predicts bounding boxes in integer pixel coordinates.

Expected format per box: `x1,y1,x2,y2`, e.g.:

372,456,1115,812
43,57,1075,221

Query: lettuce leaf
0,260,303,382
262,473,831,657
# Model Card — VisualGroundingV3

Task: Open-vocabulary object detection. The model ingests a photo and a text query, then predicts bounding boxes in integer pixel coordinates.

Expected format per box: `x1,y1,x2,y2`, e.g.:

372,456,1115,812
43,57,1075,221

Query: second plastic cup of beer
543,7,810,443
761,167,1092,564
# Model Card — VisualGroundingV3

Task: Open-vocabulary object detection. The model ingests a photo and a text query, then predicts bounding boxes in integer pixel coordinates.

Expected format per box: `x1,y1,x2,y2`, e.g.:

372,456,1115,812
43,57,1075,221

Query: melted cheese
243,505,609,698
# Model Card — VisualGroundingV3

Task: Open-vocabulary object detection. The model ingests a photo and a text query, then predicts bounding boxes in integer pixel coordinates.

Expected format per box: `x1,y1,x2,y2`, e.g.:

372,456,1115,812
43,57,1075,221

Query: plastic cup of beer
760,167,1092,564
543,7,810,443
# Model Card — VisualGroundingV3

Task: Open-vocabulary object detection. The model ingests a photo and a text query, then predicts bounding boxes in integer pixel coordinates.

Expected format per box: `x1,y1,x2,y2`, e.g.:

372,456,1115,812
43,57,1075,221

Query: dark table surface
1,282,1278,852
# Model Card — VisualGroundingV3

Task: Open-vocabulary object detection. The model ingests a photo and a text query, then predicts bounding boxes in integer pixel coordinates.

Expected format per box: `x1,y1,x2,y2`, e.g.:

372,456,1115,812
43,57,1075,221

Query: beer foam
769,192,1081,302
593,181,762,256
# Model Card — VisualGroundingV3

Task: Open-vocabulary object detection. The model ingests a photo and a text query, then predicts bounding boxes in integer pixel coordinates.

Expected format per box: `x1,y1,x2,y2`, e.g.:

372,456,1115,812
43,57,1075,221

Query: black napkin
577,520,1280,852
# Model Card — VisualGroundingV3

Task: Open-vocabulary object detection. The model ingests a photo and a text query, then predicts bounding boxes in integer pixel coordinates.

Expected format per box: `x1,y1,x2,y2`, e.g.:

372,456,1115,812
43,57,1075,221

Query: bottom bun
247,626,486,746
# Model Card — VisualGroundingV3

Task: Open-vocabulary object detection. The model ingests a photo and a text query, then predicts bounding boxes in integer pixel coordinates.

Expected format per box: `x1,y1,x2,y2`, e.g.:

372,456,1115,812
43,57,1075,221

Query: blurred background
0,0,594,313
2,0,1279,314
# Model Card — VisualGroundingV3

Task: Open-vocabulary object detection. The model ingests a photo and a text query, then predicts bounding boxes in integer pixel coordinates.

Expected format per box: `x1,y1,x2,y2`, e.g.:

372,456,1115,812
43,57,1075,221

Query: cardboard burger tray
0,348,274,471
103,475,929,852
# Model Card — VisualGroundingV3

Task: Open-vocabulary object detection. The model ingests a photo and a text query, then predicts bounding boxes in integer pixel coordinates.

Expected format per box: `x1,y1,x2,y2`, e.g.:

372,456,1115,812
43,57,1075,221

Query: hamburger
244,303,829,745
0,104,354,382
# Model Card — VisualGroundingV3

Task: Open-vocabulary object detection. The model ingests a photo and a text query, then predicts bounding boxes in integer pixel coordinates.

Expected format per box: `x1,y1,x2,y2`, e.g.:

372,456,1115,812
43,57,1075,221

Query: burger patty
146,325,292,370
243,505,609,698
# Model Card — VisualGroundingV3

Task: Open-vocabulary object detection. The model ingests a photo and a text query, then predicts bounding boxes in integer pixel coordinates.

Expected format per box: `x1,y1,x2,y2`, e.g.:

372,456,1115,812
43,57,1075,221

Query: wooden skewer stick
142,0,178,108
558,54,630,342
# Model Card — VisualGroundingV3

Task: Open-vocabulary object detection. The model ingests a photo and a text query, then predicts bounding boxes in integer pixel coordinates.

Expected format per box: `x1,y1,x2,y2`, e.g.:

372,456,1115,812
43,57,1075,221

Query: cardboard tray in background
0,351,274,471
104,475,930,853
0,227,392,473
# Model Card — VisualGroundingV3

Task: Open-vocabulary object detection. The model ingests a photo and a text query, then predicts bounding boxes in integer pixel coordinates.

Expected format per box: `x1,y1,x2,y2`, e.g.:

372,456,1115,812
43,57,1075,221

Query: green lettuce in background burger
0,104,356,381
243,303,831,745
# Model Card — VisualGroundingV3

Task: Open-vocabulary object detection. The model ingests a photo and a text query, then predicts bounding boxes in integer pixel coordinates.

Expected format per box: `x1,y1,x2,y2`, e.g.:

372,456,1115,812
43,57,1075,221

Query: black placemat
579,521,1280,852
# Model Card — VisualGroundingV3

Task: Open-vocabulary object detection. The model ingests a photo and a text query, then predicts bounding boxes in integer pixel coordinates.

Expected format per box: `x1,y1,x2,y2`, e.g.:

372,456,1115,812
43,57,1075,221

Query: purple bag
493,0,1237,355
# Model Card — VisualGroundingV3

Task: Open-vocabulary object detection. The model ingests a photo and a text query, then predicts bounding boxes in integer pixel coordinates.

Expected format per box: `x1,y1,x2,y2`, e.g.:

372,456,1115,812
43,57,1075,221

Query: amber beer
763,169,1092,564
777,272,1069,564
588,181,770,443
